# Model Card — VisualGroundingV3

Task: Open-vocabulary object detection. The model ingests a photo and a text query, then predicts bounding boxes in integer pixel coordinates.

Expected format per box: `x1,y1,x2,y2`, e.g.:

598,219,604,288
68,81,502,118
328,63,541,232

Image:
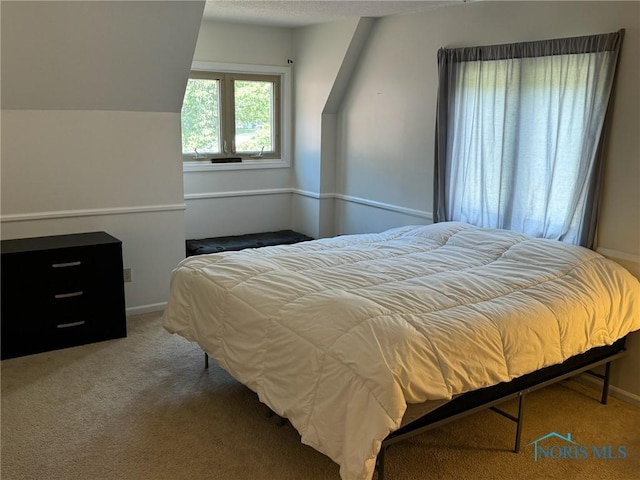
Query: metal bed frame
202,337,626,480
375,337,627,480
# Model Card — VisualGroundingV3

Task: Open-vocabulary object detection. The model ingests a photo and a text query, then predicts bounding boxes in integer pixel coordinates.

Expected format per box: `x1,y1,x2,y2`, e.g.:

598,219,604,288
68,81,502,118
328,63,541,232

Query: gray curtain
433,30,624,248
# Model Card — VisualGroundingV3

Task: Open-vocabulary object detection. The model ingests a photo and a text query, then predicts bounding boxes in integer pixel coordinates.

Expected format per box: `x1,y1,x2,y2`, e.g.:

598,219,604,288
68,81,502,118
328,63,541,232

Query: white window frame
182,62,291,172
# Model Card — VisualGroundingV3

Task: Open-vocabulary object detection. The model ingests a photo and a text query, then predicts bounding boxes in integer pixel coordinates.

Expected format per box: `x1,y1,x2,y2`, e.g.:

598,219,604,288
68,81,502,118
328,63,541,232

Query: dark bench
186,230,313,257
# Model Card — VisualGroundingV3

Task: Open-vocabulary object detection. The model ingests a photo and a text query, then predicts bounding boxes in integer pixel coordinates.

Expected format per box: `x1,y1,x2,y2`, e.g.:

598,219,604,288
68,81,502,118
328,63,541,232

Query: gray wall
335,2,640,267
333,0,640,400
1,1,204,312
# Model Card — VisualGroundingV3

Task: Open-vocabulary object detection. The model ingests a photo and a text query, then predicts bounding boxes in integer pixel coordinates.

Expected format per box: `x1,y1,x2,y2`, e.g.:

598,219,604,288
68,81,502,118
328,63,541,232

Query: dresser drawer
1,232,126,359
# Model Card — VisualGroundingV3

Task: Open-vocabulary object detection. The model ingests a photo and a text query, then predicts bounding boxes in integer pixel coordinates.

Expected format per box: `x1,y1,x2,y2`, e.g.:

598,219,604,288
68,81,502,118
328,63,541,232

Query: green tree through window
181,71,281,160
182,78,220,154
234,80,274,153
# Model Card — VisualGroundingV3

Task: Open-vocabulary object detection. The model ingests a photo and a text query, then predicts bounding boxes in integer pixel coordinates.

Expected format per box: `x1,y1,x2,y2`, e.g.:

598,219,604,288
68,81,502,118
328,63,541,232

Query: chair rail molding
0,204,186,223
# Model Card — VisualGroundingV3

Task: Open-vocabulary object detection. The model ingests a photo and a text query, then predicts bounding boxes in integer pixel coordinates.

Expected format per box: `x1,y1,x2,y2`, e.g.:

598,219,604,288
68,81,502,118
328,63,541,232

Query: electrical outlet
123,267,133,283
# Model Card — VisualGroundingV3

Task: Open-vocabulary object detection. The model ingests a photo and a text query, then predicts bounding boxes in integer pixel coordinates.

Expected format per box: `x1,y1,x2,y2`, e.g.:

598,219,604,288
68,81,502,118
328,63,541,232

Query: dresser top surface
1,231,121,254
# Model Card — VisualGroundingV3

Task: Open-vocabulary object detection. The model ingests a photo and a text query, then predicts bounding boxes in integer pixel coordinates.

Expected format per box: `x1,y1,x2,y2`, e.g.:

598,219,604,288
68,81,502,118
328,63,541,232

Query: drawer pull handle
57,321,86,329
52,261,82,268
54,291,84,299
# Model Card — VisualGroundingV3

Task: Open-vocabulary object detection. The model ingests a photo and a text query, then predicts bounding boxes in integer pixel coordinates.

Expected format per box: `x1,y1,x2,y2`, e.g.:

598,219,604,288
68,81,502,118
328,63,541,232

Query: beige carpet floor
2,311,639,480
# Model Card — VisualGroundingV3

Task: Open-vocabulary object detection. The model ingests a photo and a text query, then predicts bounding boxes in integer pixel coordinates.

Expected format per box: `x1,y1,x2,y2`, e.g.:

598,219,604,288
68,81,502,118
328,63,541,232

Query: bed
163,221,640,480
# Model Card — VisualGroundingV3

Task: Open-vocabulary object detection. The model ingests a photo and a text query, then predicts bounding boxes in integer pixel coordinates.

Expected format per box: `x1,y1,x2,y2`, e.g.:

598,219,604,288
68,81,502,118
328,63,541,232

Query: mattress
163,221,640,480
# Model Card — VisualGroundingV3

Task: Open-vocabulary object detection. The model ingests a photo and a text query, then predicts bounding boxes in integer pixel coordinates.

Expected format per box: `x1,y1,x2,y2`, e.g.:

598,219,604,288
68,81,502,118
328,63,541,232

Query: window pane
445,51,615,244
181,78,220,154
234,80,274,154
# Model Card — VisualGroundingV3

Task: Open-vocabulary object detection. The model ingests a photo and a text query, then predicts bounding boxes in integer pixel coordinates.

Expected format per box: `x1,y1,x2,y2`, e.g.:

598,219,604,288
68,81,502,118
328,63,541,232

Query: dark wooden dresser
1,231,127,360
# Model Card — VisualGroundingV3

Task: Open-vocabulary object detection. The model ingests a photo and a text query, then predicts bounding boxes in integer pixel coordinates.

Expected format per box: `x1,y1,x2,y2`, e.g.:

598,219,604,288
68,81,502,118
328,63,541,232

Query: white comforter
163,222,640,480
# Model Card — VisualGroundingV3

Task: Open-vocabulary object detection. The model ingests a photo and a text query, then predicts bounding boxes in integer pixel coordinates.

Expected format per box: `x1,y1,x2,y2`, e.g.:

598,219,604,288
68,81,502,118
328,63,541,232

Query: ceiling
202,1,463,28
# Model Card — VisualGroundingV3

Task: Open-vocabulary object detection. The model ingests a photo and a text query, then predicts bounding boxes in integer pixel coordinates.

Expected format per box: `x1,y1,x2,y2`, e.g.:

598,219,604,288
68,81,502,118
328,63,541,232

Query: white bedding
163,222,640,480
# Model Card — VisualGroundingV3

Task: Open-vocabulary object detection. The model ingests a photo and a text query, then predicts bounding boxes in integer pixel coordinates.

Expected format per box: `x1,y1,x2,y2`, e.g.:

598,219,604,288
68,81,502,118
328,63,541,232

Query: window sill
183,158,290,172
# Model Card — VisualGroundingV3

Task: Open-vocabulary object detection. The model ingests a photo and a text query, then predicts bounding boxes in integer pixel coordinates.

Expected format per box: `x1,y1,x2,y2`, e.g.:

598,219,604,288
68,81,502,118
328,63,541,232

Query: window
181,70,282,161
434,30,624,248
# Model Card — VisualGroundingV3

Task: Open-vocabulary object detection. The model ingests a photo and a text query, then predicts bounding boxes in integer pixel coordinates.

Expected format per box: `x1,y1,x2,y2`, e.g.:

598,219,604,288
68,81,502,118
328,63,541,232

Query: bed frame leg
489,392,526,453
204,352,209,369
601,361,611,405
585,361,612,405
514,393,525,453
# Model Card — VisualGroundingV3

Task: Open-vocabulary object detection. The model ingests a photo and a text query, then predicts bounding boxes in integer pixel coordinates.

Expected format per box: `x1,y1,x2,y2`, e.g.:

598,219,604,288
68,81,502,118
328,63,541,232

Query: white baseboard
574,372,640,408
126,302,166,316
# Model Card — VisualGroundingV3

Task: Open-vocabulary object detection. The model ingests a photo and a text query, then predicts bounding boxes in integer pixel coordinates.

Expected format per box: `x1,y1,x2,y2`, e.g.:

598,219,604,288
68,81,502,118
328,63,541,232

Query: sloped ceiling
1,1,205,112
203,0,462,27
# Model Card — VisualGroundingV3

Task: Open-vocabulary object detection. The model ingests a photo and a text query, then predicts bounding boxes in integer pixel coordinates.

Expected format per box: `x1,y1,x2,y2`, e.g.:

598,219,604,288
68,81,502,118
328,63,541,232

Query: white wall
0,1,204,313
292,15,434,238
291,18,371,238
183,20,295,240
335,1,640,399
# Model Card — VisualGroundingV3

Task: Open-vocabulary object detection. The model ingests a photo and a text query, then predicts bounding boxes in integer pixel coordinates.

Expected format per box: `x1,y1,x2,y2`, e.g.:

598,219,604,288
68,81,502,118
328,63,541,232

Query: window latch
250,146,265,158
